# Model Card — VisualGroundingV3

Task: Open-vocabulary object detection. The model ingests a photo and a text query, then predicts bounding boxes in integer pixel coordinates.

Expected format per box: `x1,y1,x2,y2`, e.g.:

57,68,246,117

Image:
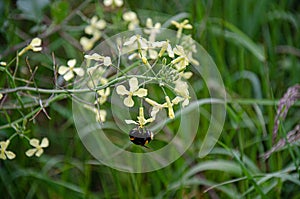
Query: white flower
145,98,166,119
174,79,190,107
103,0,123,7
154,40,174,58
58,59,85,81
0,140,16,160
85,16,106,35
144,18,161,42
123,11,139,30
84,53,112,66
94,78,110,105
25,138,49,157
0,61,7,66
171,45,190,70
18,37,42,56
84,105,107,122
145,96,183,119
124,35,148,49
171,19,193,38
116,77,147,107
0,93,3,100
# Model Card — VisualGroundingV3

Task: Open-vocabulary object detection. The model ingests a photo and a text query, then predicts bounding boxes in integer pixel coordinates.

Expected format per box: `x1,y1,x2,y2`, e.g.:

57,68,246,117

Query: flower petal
73,68,85,76
129,77,139,92
124,96,134,107
0,152,6,160
5,151,16,159
67,59,76,67
103,56,112,66
40,138,49,148
125,120,138,125
150,106,160,118
35,149,44,157
30,38,42,47
134,88,147,97
63,71,74,81
25,148,37,157
29,139,40,147
58,66,69,75
116,85,129,95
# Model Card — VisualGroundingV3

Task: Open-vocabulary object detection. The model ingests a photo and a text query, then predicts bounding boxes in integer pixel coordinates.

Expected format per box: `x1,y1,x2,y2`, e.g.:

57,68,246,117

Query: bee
129,126,153,148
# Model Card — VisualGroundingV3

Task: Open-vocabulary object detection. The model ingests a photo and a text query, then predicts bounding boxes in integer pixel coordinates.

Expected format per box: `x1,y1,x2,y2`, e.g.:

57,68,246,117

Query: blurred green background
1,0,300,198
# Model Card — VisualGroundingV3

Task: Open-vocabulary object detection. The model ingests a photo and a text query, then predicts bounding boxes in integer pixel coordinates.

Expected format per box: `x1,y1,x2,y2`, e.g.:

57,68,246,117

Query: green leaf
51,1,70,24
16,0,50,22
209,18,266,62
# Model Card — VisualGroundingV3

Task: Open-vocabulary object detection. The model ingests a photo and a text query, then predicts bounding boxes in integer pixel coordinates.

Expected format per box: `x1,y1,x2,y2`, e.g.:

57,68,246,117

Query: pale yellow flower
84,53,112,66
0,93,3,100
85,16,106,35
58,59,85,81
18,37,42,56
145,96,183,119
0,61,7,66
123,11,139,30
80,37,96,51
124,35,148,50
94,78,110,105
144,18,161,42
116,77,147,107
171,19,192,38
125,107,154,127
83,105,107,122
171,45,190,70
145,98,166,119
103,0,123,7
174,80,190,107
25,138,49,157
154,40,174,58
0,140,16,160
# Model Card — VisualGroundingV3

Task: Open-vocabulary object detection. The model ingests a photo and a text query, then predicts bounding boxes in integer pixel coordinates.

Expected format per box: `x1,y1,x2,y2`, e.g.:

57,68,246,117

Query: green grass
1,0,300,198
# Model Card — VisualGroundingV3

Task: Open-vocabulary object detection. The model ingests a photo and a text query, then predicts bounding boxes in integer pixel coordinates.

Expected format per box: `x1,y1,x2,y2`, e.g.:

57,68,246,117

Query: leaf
209,18,266,62
51,1,70,24
17,0,50,22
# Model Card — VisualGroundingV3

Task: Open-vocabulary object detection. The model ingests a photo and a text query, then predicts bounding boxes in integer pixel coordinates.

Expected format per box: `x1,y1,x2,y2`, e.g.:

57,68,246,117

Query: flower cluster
114,19,198,128
80,16,107,51
0,137,49,160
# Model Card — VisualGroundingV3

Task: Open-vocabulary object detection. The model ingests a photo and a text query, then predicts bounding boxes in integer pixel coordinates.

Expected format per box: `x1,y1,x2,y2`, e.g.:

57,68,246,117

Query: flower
85,16,106,35
171,45,190,70
145,96,183,119
116,77,147,107
0,140,16,160
103,0,123,7
18,37,42,56
154,40,174,58
80,36,97,51
171,19,192,38
124,35,148,50
94,78,110,105
58,59,85,81
25,138,49,157
144,18,161,42
0,61,7,66
84,105,107,122
123,11,139,30
174,79,190,107
0,93,3,100
125,107,154,127
84,53,112,66
145,98,166,119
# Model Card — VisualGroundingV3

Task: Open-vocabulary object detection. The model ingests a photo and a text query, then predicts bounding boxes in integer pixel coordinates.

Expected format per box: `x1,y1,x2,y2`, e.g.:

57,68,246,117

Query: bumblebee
129,126,153,147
